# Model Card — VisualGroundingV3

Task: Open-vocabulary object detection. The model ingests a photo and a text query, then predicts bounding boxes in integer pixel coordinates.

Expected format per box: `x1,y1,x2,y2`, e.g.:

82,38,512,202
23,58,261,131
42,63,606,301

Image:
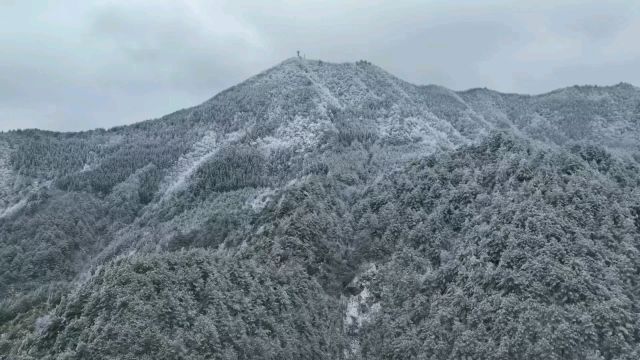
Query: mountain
1,58,639,359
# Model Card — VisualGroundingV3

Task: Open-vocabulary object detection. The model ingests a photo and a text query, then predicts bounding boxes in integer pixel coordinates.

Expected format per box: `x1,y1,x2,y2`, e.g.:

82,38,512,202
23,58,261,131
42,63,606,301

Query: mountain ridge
2,57,638,135
1,58,640,359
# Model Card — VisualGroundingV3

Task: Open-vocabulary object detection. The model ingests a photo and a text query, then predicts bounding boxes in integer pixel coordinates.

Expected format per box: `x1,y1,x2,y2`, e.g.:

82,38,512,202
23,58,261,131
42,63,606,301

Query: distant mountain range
1,58,639,359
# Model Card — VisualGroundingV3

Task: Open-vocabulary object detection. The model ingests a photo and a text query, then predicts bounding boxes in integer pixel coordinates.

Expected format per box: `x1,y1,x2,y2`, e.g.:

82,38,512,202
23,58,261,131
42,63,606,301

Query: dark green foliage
25,250,344,360
262,178,358,295
0,191,108,297
55,130,191,195
332,115,379,147
9,133,636,359
191,146,267,195
8,130,100,178
0,283,71,357
357,133,640,359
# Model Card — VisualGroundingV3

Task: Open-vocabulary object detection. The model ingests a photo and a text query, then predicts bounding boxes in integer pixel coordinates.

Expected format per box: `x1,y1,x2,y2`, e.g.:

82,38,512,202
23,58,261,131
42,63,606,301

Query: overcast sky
1,0,639,132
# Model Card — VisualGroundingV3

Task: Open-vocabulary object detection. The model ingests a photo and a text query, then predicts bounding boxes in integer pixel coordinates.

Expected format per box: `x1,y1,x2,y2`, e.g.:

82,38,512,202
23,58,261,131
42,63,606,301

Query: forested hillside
1,58,639,359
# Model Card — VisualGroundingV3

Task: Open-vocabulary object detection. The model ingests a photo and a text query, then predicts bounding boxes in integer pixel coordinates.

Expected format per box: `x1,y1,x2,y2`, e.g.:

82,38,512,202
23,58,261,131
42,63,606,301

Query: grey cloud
1,0,639,131
89,3,264,91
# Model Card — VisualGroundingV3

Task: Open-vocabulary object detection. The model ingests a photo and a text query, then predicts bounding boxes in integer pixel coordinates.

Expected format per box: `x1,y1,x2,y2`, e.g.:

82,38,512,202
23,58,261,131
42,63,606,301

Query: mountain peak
3,53,640,360
201,56,416,118
262,57,397,87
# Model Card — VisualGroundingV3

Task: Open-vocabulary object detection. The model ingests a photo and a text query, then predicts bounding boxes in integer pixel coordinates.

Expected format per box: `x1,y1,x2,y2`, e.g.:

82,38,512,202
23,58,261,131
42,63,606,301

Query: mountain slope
1,58,639,359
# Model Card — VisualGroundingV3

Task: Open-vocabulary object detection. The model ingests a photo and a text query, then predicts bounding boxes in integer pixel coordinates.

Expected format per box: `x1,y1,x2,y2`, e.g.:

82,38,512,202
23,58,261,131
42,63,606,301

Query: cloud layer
1,0,639,131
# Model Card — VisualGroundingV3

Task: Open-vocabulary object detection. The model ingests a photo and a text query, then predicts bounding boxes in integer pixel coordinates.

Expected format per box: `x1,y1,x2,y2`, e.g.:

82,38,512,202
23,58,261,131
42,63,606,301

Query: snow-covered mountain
1,58,640,359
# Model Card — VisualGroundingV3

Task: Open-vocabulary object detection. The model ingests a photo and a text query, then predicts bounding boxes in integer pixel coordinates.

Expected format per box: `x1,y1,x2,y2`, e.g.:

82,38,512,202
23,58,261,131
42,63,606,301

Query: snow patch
0,198,27,219
247,188,276,211
276,115,331,150
251,114,333,155
377,111,457,151
162,130,220,196
162,129,249,197
344,263,381,359
35,315,52,336
345,287,380,328
252,135,294,155
299,60,344,111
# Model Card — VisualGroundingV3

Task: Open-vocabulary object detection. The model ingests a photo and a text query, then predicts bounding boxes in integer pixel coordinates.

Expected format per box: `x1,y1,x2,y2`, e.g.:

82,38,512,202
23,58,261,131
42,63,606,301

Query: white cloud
1,0,639,131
